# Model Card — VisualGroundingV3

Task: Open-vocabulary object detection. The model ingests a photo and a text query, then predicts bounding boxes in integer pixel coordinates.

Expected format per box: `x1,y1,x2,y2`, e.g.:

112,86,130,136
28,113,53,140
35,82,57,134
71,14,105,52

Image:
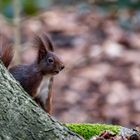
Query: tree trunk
0,61,83,140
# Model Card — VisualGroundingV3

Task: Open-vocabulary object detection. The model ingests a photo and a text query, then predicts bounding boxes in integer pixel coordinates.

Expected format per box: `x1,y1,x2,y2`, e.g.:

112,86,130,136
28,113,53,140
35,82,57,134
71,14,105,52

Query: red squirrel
0,33,64,114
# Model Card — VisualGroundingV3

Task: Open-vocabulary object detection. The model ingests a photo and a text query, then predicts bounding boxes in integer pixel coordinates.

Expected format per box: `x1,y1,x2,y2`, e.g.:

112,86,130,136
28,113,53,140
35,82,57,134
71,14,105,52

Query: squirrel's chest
36,76,51,104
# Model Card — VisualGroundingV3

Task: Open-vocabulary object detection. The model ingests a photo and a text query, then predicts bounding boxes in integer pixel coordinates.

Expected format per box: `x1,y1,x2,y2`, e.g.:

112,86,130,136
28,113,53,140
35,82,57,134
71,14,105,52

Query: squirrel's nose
60,65,65,71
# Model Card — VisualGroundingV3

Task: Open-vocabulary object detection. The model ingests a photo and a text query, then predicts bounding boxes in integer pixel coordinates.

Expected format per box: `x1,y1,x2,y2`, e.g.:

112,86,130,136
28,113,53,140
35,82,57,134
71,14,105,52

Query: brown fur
45,77,53,114
0,33,13,68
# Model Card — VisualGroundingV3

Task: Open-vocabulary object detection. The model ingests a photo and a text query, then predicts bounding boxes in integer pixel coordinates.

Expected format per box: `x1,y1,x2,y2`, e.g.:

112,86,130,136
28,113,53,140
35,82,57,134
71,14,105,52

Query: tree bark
0,61,83,140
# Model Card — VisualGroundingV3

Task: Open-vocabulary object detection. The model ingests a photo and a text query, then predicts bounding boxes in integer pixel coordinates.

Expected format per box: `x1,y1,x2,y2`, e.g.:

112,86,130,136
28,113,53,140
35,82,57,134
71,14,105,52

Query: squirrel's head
39,51,64,75
34,33,64,75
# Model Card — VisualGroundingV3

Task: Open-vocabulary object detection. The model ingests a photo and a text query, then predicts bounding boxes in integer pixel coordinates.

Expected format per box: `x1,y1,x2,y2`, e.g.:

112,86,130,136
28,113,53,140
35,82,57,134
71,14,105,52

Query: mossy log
0,61,83,140
66,123,120,140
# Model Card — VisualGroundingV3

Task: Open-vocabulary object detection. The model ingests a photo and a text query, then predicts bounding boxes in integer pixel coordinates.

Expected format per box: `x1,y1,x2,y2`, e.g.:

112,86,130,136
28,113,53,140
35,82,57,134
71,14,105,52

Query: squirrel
0,33,64,114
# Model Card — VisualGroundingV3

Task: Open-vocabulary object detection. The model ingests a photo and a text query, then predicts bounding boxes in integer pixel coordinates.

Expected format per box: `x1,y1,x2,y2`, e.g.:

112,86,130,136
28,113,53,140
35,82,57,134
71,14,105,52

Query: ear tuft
33,33,54,63
41,33,54,52
33,34,48,63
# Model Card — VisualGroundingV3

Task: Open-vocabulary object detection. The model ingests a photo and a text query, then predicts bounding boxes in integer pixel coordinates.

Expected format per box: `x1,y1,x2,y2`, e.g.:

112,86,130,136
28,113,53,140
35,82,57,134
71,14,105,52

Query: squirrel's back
0,33,13,68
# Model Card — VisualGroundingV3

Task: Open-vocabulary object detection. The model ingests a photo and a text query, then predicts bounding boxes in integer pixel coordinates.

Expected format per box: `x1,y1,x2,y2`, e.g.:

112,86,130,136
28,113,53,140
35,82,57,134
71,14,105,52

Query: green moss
66,123,121,140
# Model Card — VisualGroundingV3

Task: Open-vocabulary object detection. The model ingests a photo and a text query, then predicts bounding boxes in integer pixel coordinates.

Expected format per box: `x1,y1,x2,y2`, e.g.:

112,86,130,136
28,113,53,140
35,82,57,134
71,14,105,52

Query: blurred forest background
1,0,140,127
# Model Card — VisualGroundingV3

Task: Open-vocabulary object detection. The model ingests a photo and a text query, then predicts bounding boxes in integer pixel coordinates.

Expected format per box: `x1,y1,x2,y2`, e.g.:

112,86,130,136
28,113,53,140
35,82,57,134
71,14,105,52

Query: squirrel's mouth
54,71,59,74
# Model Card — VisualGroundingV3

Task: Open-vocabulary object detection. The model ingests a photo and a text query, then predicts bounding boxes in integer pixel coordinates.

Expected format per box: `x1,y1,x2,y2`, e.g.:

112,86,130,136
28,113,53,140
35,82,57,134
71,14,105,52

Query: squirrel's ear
41,33,54,52
33,35,48,63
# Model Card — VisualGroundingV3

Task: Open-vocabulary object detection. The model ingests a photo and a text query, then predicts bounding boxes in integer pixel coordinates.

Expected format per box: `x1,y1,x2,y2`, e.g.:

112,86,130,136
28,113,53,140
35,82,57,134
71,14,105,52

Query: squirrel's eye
48,57,54,64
